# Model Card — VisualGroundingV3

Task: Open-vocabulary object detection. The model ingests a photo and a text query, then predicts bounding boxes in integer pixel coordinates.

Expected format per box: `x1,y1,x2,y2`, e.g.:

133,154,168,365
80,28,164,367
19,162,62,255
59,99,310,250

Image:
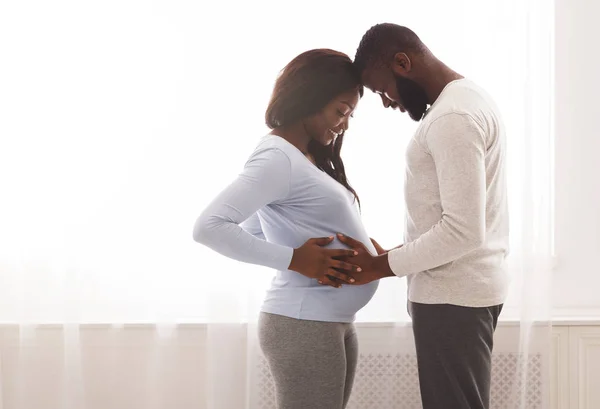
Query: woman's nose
342,118,349,131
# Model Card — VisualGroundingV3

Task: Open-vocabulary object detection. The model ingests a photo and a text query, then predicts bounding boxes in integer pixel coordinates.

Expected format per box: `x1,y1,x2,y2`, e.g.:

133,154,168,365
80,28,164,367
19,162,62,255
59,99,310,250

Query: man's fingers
332,259,361,273
337,233,362,248
326,269,355,284
310,236,335,246
318,275,341,288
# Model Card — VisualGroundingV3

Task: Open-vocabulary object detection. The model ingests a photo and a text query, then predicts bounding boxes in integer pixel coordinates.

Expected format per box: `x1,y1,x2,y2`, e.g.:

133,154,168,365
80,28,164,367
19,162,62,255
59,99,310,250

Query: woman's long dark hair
265,49,363,205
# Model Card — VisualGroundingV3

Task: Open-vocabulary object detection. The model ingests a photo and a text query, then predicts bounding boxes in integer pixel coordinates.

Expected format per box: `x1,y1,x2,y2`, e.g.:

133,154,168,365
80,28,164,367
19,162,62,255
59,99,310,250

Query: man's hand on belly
332,233,396,285
370,238,387,255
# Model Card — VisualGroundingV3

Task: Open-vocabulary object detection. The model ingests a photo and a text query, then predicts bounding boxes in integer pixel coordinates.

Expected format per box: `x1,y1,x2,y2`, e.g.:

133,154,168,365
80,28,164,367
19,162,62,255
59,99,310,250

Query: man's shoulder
423,81,501,131
432,80,493,114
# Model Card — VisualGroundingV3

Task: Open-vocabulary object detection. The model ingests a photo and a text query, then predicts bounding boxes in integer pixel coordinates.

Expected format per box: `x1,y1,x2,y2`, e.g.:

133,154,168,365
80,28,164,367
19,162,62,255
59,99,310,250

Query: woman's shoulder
242,135,295,171
251,134,300,162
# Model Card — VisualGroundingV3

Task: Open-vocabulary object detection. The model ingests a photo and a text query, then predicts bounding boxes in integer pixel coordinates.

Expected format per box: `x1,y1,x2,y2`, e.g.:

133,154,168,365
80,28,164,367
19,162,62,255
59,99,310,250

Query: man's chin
408,112,423,122
407,107,427,122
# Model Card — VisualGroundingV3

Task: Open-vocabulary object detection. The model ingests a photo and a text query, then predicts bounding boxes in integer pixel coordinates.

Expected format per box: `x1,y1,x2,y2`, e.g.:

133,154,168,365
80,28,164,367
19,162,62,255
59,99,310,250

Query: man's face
361,66,429,121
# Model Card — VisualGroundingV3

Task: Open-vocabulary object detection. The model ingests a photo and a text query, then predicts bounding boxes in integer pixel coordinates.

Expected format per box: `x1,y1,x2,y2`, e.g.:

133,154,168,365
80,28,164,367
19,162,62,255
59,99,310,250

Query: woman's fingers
336,233,364,249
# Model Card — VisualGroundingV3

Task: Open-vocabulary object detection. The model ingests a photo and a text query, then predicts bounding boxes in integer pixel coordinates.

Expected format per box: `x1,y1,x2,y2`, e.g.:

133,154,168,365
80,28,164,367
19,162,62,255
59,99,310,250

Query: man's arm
386,113,487,277
336,113,487,282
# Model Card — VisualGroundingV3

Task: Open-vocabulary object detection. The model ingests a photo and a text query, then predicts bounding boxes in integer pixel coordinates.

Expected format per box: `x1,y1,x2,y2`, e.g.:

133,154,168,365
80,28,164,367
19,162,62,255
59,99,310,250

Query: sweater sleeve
193,147,294,271
388,113,487,277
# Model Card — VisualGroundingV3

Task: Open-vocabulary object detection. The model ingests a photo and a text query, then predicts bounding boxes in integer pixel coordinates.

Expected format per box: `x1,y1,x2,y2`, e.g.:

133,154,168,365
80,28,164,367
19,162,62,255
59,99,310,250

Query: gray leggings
258,312,358,409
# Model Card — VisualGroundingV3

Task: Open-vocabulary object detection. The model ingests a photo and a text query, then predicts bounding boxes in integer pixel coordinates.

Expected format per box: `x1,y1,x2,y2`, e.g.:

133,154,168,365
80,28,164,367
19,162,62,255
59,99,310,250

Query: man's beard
395,75,429,121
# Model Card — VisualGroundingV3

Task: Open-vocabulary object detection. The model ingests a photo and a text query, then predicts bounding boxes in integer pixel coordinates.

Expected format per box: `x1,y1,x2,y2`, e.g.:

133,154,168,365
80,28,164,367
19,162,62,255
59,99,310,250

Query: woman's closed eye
337,110,354,118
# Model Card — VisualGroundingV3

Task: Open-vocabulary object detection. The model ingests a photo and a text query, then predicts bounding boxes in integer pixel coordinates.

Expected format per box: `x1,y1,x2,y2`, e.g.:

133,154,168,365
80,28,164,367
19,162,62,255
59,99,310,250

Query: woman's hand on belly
288,236,363,288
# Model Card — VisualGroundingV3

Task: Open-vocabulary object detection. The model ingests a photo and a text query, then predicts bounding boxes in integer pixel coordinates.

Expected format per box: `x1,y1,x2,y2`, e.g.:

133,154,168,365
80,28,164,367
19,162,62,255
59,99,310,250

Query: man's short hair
354,23,426,73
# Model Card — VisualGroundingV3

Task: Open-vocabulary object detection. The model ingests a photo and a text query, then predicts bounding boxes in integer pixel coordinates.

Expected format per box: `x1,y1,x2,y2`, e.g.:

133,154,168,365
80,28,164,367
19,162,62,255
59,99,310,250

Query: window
0,0,554,323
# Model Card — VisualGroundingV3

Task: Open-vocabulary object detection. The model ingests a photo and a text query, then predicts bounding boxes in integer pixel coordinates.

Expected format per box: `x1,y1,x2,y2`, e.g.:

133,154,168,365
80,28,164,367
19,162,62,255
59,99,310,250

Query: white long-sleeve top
193,135,379,322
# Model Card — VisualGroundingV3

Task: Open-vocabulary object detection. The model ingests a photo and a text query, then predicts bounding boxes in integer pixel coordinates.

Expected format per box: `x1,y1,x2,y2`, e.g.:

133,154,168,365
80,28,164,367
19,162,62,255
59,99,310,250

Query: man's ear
391,52,412,76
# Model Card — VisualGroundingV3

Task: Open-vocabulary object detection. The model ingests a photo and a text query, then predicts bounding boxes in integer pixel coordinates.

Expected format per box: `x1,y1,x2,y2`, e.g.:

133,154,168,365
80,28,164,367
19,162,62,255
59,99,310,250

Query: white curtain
0,0,554,408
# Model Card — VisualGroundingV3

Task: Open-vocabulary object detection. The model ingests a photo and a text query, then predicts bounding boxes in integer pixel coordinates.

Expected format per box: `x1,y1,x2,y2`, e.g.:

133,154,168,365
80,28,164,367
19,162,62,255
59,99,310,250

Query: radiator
250,326,548,409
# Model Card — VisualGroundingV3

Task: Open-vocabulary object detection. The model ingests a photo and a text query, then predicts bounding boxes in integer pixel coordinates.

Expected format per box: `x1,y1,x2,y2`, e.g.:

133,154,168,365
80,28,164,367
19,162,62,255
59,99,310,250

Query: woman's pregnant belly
262,269,379,322
260,206,381,321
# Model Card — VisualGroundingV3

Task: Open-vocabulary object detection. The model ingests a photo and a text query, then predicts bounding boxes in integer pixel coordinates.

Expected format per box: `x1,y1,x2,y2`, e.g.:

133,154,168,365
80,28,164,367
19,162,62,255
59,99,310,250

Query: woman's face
304,88,360,146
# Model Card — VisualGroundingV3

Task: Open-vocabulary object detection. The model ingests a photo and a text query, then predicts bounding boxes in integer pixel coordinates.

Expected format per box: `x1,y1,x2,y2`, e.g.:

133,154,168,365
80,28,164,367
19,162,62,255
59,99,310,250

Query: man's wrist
374,253,395,279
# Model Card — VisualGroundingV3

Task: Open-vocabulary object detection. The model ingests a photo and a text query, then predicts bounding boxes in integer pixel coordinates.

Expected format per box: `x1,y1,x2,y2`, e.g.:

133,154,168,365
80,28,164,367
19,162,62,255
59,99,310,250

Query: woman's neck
270,122,311,154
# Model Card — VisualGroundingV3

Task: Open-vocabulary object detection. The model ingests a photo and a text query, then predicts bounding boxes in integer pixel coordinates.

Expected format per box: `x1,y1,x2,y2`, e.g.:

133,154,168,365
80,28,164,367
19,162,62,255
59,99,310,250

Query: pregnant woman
193,49,384,409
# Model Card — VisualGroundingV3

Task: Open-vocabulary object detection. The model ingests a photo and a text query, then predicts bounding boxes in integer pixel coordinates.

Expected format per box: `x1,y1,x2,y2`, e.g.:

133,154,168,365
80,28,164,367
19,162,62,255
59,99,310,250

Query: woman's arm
193,145,361,282
240,213,266,240
193,147,294,271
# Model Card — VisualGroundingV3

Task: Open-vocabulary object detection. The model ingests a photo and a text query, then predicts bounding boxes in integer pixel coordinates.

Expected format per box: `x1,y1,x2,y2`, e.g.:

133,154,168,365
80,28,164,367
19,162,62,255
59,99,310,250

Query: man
333,24,509,409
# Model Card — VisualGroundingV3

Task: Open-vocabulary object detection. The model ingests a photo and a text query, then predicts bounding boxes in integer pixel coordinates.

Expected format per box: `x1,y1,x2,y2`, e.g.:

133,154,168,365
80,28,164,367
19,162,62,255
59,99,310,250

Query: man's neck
419,57,464,105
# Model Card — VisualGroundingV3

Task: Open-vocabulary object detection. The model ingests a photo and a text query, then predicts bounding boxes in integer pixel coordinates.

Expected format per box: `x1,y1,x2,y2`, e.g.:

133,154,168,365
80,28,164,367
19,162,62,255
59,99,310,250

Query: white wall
553,0,600,315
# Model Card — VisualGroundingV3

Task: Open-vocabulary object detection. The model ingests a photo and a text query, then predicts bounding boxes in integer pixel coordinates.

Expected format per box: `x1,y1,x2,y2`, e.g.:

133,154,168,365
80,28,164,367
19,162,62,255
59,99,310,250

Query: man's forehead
360,68,384,92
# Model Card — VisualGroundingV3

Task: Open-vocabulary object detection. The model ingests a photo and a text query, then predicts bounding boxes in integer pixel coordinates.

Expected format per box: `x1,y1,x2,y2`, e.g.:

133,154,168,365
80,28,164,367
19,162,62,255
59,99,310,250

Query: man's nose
380,94,392,108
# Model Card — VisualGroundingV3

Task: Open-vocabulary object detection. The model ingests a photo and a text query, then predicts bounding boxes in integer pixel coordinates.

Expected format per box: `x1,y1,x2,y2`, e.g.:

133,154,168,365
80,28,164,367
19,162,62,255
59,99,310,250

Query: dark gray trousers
258,312,358,409
409,302,503,409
